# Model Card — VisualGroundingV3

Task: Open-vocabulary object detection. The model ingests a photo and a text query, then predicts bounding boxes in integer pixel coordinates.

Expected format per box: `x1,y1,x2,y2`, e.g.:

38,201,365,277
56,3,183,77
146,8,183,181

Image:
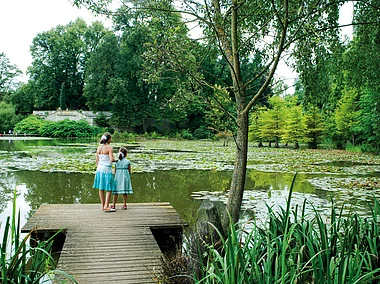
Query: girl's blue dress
93,154,115,191
114,159,133,194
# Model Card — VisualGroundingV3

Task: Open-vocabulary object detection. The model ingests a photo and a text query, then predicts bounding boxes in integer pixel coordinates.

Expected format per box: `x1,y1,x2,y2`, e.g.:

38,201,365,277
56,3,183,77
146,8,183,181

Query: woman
93,132,116,212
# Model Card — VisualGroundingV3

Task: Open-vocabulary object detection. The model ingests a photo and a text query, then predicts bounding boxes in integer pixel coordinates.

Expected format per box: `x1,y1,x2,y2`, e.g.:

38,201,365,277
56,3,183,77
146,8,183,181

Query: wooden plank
22,203,185,284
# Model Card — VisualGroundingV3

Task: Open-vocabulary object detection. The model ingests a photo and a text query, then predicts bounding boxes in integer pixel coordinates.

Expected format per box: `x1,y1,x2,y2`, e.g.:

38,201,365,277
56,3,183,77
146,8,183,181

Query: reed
195,174,380,283
0,190,76,283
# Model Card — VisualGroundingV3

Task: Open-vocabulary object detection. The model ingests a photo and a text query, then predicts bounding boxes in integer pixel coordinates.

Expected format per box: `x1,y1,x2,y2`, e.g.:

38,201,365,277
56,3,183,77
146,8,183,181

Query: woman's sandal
121,205,127,210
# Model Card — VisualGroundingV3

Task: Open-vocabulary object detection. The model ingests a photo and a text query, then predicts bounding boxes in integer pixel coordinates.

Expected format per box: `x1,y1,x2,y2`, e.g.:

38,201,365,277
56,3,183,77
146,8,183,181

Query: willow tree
73,0,359,229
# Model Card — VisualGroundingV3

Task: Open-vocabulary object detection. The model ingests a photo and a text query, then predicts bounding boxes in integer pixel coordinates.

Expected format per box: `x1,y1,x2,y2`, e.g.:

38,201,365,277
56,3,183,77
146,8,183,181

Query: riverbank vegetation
0,193,76,283
160,178,380,283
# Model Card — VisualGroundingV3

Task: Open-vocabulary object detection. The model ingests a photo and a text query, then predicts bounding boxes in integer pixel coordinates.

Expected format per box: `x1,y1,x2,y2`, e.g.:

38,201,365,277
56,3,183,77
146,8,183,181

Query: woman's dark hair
100,132,112,144
118,147,128,160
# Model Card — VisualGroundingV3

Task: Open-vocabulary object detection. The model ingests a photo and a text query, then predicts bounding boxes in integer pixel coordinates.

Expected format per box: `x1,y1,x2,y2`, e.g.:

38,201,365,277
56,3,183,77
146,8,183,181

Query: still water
1,137,380,232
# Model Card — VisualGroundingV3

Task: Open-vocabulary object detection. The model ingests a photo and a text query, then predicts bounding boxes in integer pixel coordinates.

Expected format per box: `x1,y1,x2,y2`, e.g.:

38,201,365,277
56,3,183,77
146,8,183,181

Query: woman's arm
95,146,99,166
108,146,116,162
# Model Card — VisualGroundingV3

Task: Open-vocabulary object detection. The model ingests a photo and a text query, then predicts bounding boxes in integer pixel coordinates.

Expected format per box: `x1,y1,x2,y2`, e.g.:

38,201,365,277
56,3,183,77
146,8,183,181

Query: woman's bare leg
99,190,105,210
103,191,112,209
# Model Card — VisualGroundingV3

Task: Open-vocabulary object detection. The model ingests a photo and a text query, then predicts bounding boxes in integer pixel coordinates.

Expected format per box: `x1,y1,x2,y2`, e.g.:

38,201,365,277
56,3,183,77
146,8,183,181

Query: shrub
40,119,95,138
14,115,46,135
112,131,136,140
1,191,76,283
180,129,193,140
193,126,211,139
0,102,19,133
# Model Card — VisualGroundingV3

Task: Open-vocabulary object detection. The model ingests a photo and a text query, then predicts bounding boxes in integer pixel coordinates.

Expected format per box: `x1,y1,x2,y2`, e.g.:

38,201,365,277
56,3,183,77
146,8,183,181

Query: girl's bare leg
113,194,118,208
123,194,128,207
99,190,105,210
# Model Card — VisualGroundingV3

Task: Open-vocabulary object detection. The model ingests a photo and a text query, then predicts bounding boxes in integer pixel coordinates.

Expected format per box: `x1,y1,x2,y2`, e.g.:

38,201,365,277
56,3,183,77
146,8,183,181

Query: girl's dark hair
118,147,128,160
100,132,111,144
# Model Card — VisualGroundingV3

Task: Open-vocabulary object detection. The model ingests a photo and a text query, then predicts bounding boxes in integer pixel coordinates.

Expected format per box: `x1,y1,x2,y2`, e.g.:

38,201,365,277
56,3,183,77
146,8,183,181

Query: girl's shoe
121,205,127,210
110,205,115,209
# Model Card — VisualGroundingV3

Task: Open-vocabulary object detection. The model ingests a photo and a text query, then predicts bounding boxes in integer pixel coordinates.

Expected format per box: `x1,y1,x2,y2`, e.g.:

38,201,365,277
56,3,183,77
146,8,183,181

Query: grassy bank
0,192,76,283
161,175,380,283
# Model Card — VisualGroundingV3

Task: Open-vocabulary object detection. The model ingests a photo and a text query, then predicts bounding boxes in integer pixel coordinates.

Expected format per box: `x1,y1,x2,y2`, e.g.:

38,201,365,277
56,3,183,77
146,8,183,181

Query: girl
112,147,133,210
93,132,116,211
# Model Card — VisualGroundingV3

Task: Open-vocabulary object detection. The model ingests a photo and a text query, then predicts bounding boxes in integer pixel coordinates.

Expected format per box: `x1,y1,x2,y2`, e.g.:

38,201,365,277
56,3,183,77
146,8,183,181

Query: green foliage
260,96,287,147
143,131,162,139
111,130,136,140
180,129,193,140
193,126,211,140
29,19,109,110
14,115,47,135
334,87,359,145
10,83,35,116
357,89,380,154
282,103,310,148
0,101,19,133
0,52,21,95
293,1,343,112
1,191,77,283
195,176,380,283
205,86,235,136
84,32,119,112
305,104,327,149
39,119,95,138
94,113,111,128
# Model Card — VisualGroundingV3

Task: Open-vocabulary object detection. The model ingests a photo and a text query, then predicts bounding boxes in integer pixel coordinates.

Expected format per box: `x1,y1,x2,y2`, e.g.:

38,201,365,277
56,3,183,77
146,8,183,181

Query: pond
1,137,380,234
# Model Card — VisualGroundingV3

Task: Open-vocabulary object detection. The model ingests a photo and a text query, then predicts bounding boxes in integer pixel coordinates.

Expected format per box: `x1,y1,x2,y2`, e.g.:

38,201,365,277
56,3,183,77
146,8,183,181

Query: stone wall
33,110,111,127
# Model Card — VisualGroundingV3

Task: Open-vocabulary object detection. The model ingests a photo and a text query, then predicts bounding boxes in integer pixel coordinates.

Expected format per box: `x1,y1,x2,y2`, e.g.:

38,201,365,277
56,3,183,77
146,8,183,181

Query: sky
0,0,107,81
1,0,353,88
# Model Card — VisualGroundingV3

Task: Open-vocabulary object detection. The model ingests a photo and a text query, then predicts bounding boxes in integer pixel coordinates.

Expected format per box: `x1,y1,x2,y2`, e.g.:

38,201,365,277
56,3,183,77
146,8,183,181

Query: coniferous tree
334,87,359,146
305,104,327,149
282,104,309,149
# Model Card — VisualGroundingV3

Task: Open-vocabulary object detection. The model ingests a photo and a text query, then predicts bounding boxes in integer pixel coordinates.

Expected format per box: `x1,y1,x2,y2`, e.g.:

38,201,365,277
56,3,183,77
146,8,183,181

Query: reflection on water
1,138,380,232
0,169,234,228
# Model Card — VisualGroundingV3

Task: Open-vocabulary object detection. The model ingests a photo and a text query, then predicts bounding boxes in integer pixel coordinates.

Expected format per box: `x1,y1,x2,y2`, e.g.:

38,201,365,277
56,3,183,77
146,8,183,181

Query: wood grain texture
22,203,185,283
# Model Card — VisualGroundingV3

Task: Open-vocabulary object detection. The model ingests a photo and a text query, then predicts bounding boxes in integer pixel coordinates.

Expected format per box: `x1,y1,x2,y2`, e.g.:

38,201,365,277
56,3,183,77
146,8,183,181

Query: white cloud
0,0,108,81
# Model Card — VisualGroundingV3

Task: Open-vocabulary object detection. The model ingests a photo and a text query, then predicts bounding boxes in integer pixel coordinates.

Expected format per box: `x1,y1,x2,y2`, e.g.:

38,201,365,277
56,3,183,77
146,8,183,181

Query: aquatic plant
0,191,76,283
192,175,380,283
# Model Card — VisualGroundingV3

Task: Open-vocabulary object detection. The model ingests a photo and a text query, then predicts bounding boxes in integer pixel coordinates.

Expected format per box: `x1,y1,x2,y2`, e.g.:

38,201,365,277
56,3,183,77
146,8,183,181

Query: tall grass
195,174,380,283
0,191,76,283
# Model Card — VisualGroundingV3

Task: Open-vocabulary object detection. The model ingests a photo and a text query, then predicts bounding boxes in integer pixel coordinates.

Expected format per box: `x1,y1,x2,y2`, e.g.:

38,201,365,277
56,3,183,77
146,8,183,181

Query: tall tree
305,104,327,149
342,1,380,153
0,101,17,133
73,0,369,229
0,52,21,99
334,87,359,145
84,32,119,111
28,19,109,110
357,88,380,152
256,96,287,148
282,103,309,149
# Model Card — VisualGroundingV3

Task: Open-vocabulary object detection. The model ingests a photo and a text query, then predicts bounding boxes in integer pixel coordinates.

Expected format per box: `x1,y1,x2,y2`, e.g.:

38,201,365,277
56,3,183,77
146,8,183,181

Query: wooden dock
22,203,185,283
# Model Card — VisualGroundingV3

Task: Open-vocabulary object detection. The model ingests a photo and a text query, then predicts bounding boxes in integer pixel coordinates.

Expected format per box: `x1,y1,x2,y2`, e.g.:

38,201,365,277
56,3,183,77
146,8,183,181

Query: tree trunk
274,137,279,148
223,111,249,231
294,141,299,149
